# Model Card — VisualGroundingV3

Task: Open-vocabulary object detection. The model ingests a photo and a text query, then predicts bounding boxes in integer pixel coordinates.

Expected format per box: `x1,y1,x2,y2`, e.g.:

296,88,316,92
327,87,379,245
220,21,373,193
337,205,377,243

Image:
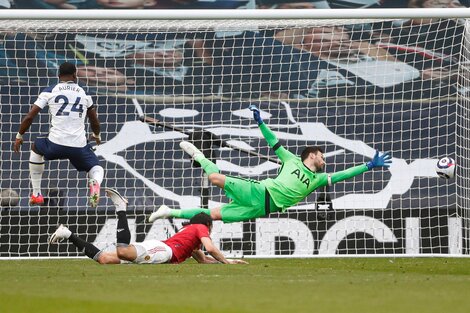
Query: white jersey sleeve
34,81,94,148
34,91,51,109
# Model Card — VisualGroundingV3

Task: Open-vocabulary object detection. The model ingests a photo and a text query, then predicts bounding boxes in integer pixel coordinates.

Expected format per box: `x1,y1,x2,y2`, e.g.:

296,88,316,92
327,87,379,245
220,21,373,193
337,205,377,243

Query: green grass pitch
0,258,469,313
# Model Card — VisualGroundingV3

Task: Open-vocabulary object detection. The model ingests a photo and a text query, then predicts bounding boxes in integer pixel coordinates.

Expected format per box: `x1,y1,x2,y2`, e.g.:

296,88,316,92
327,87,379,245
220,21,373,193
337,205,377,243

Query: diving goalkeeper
149,105,391,223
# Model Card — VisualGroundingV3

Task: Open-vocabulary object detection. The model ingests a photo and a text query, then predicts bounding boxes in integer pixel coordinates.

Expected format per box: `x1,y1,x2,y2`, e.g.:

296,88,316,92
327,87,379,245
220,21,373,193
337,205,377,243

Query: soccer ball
0,188,20,207
435,157,456,179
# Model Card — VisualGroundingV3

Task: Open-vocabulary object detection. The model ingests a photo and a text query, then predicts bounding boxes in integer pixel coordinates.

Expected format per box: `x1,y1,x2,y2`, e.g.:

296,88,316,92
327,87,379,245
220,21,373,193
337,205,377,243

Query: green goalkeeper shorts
221,176,280,223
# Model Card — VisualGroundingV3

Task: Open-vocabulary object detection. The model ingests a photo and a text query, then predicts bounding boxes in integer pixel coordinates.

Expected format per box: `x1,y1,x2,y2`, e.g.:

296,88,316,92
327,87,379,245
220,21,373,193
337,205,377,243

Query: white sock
88,165,104,185
29,151,44,196
115,202,126,212
62,227,72,239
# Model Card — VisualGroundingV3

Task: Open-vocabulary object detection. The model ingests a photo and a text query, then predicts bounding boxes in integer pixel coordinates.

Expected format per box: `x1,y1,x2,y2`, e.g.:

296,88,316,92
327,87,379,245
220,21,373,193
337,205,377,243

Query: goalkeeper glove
248,104,263,125
366,150,392,170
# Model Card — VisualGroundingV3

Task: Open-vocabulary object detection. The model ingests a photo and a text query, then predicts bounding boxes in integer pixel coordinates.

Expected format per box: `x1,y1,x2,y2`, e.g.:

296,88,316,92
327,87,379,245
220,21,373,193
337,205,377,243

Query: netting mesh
0,16,467,257
0,19,387,32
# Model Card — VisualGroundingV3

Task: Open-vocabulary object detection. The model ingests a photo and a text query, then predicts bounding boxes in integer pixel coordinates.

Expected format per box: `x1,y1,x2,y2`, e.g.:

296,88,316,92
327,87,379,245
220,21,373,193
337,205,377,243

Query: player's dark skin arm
87,106,101,145
13,105,41,153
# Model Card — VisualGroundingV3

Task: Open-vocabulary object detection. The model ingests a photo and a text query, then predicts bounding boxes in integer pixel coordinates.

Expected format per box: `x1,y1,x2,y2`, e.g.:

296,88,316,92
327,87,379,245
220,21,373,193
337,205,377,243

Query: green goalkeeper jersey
258,123,369,211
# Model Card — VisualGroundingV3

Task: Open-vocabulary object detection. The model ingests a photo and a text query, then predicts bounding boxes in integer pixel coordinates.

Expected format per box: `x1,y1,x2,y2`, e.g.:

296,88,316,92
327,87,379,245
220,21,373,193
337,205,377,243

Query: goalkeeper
149,105,391,223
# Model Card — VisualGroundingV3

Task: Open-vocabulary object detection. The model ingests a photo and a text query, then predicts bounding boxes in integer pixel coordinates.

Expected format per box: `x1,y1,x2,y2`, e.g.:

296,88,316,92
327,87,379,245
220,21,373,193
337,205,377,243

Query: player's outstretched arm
13,104,41,152
191,249,218,264
192,249,248,264
199,237,248,264
248,104,295,162
329,150,392,185
87,106,101,145
249,104,264,126
366,150,392,170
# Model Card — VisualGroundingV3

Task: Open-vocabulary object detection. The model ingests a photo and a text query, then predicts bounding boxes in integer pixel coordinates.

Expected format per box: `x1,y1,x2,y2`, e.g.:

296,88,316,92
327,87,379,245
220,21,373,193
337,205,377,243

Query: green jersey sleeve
330,164,369,185
259,123,296,162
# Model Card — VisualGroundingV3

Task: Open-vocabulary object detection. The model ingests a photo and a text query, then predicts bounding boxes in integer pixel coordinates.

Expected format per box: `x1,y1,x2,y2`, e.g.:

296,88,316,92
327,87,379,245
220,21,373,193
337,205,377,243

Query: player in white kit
14,62,104,207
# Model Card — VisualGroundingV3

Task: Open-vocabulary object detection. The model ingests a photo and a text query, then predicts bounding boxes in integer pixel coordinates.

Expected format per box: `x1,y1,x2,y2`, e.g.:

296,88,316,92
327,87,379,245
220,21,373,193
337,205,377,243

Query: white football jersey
34,81,94,148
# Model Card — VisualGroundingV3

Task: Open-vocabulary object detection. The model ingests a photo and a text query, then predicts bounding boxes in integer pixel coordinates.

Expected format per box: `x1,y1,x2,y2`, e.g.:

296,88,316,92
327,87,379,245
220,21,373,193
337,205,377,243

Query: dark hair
300,146,323,161
182,213,213,227
59,62,77,76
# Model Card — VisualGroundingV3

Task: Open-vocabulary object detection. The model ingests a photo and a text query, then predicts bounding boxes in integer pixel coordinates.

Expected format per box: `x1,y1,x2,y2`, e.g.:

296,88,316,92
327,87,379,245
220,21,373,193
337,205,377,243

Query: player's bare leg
208,207,222,220
96,251,122,264
116,245,138,262
208,173,225,188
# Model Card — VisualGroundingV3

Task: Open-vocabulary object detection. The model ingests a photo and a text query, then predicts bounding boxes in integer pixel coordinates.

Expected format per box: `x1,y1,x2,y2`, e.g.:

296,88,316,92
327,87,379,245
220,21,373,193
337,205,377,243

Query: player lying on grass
13,62,104,207
49,188,248,265
149,104,392,223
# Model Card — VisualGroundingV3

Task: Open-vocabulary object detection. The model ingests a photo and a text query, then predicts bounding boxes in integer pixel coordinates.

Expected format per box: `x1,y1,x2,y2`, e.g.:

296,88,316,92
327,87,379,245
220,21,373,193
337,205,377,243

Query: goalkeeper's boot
179,141,204,160
49,224,71,244
29,193,44,205
148,205,171,222
89,179,100,208
105,188,128,212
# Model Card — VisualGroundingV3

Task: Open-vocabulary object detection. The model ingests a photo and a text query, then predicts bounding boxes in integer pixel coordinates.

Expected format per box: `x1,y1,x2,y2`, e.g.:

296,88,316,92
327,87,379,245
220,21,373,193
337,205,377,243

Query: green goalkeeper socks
195,155,219,176
170,208,211,219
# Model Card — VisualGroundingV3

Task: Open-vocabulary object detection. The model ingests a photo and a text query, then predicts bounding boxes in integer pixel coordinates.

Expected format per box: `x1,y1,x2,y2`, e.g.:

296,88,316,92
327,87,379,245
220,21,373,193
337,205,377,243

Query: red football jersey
163,224,210,263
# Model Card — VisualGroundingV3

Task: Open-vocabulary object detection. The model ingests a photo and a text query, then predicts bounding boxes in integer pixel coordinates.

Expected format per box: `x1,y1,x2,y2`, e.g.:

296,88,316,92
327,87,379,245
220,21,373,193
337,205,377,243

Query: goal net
0,9,468,258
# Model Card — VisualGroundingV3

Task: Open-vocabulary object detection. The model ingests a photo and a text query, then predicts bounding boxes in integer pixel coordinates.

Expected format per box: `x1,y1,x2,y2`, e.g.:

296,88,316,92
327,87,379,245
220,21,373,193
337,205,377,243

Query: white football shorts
132,240,173,264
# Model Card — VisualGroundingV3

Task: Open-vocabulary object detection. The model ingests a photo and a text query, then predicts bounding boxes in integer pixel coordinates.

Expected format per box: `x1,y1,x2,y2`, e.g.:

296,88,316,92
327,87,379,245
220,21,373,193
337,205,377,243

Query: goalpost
0,8,469,258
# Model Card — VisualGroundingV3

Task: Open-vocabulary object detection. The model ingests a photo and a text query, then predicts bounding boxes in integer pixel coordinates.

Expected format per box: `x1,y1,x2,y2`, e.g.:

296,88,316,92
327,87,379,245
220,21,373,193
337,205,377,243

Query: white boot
179,141,204,160
49,224,72,244
148,205,171,222
105,188,128,212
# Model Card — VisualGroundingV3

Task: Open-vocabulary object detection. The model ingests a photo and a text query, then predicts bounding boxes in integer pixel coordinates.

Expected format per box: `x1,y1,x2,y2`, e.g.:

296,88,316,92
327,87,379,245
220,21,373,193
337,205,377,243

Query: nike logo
117,229,125,232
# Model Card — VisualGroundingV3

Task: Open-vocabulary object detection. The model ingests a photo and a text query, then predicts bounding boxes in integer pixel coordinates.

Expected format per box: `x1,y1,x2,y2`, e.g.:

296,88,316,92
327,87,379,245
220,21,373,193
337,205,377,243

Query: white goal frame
1,8,470,259
0,8,470,20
